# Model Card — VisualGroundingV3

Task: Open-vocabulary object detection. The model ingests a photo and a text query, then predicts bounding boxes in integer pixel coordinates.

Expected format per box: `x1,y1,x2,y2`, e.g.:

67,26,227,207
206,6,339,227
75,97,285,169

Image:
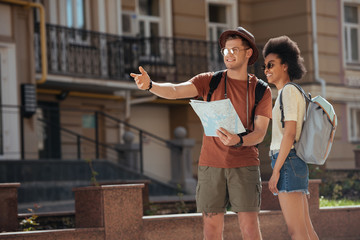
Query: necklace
224,73,250,129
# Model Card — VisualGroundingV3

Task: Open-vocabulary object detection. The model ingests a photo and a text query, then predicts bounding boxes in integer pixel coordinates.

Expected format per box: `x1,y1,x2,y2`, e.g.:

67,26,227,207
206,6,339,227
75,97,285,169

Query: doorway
38,101,61,159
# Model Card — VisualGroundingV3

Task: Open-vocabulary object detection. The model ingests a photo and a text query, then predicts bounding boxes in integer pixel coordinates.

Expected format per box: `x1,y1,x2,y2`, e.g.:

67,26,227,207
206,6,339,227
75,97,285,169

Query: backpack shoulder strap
207,70,225,102
279,82,311,128
255,79,268,105
251,79,268,128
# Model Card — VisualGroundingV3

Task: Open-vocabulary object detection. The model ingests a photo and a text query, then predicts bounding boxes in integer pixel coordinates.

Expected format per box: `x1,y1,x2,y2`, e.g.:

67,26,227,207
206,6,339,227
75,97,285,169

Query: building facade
0,0,359,187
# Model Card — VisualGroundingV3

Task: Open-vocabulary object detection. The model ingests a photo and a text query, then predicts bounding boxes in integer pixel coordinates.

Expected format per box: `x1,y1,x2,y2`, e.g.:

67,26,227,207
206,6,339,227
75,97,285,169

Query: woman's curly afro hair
262,36,306,81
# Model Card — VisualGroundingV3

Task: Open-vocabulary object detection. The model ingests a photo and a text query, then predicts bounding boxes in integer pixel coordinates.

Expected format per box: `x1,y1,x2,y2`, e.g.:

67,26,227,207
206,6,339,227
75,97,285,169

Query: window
207,1,237,71
137,0,162,58
65,0,89,44
122,12,137,35
67,0,85,29
208,4,228,42
82,115,95,129
348,105,360,142
344,4,360,65
138,0,161,38
139,0,160,16
120,0,172,64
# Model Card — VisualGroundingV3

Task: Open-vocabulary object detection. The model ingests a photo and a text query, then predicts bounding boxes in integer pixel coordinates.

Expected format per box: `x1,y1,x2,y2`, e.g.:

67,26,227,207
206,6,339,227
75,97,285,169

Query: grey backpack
280,83,337,165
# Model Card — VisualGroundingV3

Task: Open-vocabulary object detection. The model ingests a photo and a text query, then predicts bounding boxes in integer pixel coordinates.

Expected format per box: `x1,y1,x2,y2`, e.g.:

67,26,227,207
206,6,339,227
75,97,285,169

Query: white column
0,44,20,159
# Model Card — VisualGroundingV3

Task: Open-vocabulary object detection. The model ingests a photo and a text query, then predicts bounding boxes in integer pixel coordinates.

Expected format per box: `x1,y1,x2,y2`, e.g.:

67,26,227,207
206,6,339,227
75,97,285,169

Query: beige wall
0,4,12,38
345,69,360,86
172,0,207,39
245,0,356,169
105,0,119,35
316,0,342,85
326,103,355,169
246,0,340,85
122,0,135,11
250,0,313,83
130,104,172,181
169,104,203,177
0,3,38,159
36,93,126,161
238,1,253,27
316,0,357,167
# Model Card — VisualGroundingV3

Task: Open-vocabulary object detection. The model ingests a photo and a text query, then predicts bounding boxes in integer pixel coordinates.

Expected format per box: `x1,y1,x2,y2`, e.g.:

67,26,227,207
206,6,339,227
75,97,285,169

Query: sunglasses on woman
262,62,275,71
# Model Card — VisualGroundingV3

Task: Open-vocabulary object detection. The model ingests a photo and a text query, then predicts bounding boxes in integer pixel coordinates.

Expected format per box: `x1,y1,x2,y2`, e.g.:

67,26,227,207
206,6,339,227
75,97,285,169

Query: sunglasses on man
220,47,250,56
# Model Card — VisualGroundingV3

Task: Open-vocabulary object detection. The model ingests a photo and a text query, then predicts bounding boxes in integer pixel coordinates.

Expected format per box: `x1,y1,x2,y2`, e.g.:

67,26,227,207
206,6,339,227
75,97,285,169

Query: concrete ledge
74,183,144,240
0,183,20,232
1,181,359,240
142,206,360,240
0,228,104,240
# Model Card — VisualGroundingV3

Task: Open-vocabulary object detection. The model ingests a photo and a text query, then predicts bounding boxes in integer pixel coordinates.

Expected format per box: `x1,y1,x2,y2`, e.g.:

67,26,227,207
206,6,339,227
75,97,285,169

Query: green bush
310,168,360,200
320,196,360,207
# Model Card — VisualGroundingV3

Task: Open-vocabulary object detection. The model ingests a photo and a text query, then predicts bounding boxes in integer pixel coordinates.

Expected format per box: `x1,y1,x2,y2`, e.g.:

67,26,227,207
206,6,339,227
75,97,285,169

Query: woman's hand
268,171,280,194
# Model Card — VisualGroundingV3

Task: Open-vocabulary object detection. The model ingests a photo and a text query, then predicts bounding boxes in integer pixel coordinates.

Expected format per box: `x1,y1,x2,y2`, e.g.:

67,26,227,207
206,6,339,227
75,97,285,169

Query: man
130,27,272,240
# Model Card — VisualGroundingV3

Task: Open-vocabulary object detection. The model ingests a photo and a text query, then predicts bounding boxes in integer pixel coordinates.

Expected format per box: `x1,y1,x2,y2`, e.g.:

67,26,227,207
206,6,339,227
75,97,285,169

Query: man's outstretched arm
130,66,198,100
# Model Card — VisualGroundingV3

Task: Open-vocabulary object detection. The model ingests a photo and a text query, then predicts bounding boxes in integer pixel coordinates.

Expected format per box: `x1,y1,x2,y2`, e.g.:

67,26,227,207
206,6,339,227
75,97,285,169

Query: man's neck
226,69,248,81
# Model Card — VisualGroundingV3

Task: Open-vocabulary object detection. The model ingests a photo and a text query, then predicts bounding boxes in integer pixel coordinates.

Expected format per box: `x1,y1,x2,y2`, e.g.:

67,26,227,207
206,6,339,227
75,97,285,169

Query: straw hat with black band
219,27,259,66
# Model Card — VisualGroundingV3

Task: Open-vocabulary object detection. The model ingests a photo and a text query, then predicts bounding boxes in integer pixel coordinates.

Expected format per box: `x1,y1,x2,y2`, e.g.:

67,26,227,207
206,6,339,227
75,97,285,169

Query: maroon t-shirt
189,71,272,168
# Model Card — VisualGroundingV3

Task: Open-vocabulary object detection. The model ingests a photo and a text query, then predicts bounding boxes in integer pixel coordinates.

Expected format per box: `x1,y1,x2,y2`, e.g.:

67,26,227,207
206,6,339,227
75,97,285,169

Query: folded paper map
189,99,246,137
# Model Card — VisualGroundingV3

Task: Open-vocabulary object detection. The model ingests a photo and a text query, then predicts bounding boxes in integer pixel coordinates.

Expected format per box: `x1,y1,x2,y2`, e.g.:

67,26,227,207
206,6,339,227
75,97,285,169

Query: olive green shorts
196,165,262,213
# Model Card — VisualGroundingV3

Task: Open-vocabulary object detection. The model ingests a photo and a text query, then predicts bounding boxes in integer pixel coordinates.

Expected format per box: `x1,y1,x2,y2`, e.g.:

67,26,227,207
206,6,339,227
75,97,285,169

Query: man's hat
219,27,259,65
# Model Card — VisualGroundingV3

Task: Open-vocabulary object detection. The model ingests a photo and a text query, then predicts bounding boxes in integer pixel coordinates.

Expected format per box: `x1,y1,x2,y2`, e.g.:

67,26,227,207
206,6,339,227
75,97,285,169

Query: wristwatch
233,134,244,147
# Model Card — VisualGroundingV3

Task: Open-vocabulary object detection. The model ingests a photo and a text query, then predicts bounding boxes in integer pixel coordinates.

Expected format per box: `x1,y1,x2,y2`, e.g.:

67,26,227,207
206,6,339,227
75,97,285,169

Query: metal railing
97,111,177,174
36,117,120,160
0,105,177,178
34,23,226,82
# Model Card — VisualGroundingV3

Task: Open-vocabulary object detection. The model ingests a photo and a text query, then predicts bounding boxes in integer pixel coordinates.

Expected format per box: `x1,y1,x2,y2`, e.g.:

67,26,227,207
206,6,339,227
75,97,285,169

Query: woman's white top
270,84,306,151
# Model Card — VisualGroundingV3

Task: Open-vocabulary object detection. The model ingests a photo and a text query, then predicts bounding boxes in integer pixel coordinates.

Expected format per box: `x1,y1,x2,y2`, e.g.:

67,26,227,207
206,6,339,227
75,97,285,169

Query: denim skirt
270,149,309,195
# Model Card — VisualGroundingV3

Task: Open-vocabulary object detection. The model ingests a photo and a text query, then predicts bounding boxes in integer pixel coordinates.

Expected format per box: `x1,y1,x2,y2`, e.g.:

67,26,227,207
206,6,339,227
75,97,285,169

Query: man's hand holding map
189,99,246,137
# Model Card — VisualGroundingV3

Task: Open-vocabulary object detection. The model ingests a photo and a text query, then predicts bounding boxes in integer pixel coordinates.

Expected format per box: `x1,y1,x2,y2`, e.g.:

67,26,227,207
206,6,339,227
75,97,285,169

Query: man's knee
203,212,224,239
237,212,261,239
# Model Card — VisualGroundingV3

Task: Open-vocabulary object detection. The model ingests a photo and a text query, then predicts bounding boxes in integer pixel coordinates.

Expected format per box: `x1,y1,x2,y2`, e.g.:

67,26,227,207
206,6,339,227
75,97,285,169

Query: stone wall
1,180,360,240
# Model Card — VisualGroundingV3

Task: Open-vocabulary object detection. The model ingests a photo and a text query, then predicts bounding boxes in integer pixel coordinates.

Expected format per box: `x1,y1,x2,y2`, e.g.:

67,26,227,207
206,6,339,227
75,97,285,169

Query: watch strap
233,133,243,148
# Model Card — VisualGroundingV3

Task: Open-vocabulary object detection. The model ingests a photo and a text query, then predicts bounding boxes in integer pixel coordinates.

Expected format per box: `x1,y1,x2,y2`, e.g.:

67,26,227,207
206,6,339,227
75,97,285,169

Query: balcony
35,23,266,85
34,23,233,85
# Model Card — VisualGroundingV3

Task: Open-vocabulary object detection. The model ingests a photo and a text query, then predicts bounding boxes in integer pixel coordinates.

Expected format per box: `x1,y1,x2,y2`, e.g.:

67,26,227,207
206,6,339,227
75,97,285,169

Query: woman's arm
268,120,297,194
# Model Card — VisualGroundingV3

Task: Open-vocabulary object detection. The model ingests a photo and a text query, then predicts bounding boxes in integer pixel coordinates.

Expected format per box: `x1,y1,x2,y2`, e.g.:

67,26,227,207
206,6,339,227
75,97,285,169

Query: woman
263,36,319,240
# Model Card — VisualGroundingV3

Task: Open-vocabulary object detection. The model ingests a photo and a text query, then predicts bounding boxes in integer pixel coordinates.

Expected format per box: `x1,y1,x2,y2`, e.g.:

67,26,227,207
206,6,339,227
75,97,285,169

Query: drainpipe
311,0,326,97
1,0,47,84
